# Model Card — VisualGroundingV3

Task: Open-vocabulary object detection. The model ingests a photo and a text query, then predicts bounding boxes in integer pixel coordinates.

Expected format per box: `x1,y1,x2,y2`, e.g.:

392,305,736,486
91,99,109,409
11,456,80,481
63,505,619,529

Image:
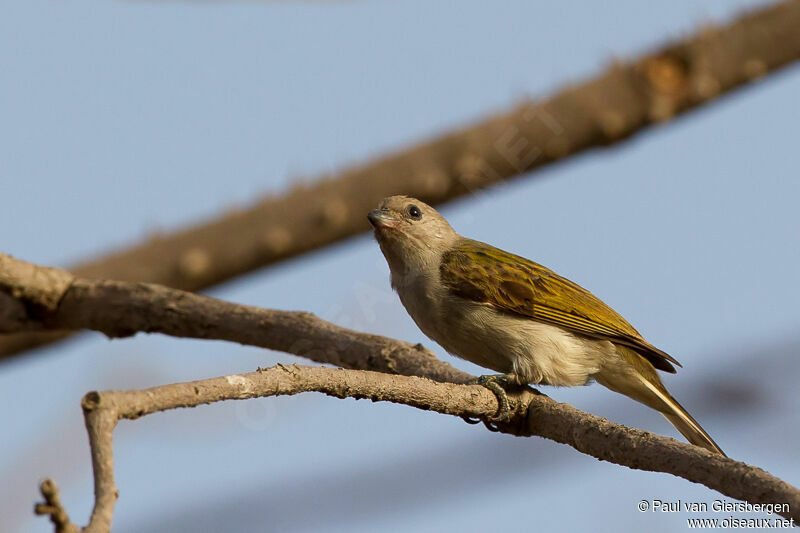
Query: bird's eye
406,204,422,220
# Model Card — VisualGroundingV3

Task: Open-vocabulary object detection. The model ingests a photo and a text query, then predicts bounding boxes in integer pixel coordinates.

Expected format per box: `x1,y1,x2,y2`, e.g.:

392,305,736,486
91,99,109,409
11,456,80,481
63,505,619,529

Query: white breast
393,269,614,387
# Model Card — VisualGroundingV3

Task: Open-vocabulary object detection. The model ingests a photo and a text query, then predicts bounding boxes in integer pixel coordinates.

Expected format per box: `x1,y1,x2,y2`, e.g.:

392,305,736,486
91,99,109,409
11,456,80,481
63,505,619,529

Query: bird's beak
367,209,400,229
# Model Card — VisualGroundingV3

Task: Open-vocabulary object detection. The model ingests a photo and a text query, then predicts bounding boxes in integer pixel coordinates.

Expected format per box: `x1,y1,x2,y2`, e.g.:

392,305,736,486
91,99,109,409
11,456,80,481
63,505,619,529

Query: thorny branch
3,0,800,359
2,254,797,531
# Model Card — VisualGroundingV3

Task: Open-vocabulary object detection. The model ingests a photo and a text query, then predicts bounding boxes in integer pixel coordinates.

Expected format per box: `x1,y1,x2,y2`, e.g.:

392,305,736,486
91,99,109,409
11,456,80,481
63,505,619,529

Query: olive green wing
439,239,680,373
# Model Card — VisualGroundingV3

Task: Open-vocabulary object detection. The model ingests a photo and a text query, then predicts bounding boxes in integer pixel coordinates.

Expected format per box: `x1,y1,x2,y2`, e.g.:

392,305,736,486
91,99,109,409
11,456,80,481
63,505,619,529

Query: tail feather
596,347,725,456
635,373,726,456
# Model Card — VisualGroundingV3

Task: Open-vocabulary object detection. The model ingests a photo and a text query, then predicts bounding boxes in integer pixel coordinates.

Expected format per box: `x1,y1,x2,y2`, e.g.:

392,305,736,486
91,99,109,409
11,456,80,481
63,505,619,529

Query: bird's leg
477,374,516,423
460,373,520,427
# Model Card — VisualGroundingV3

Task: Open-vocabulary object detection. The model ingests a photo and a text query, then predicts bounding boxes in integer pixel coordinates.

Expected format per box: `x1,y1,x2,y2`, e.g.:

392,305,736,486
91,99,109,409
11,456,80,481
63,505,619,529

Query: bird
367,195,724,455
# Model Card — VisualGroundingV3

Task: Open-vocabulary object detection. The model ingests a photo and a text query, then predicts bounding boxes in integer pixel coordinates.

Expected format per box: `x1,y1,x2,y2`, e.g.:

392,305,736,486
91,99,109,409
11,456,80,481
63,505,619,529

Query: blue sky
1,1,799,531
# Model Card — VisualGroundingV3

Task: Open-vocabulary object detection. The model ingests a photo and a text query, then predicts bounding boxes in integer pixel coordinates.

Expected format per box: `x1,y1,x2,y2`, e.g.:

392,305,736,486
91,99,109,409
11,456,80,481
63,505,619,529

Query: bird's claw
477,374,513,423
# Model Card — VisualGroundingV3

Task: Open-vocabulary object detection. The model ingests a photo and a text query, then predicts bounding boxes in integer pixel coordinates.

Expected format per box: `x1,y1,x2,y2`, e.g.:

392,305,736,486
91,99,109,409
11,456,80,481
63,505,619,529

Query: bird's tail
596,347,725,456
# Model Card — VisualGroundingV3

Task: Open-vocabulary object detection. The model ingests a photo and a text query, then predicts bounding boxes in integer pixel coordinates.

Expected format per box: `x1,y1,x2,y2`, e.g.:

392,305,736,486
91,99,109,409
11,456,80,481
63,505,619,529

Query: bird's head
368,195,458,276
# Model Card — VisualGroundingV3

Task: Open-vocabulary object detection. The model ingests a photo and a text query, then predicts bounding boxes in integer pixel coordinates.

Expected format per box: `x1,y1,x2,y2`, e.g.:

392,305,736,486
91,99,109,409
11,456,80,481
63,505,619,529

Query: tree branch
34,365,800,532
4,0,800,360
4,253,799,528
0,253,467,383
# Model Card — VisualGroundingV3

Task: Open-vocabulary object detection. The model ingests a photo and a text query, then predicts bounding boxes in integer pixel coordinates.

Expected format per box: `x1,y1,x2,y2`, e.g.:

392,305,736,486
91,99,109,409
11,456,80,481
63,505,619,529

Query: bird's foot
477,374,514,423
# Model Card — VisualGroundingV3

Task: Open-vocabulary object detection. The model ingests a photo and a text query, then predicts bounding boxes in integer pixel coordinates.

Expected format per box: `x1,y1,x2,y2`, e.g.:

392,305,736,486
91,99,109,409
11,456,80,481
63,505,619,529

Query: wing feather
439,239,680,373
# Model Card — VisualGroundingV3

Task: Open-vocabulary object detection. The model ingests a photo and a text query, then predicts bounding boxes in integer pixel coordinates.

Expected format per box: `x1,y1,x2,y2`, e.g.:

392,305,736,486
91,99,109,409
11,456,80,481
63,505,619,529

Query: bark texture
2,254,797,530
4,0,800,359
34,366,800,532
